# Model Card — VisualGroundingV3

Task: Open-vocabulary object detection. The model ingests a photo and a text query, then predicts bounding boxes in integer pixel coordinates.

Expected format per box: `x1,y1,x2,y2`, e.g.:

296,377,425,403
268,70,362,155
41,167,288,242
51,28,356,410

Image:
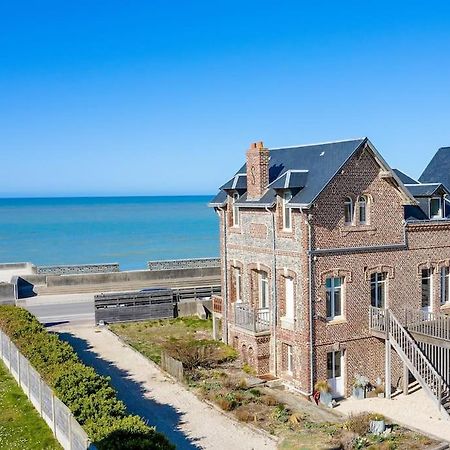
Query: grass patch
0,361,61,450
110,317,218,365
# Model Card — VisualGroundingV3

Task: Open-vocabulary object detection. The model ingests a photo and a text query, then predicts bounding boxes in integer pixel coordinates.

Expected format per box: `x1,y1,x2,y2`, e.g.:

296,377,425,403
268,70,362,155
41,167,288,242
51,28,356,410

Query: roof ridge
269,137,366,150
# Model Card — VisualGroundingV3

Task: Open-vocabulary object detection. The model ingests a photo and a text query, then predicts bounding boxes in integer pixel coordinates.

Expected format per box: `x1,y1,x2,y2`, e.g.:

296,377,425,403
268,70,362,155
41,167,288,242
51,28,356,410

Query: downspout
217,206,228,344
303,209,314,396
265,206,277,377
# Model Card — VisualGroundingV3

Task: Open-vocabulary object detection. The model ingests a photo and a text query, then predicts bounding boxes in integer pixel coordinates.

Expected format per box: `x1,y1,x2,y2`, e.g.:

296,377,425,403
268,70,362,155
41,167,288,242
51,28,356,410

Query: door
327,351,344,398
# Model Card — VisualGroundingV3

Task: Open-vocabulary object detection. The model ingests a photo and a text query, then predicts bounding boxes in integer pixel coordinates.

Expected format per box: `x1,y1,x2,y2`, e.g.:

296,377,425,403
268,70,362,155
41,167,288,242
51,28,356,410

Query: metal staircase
369,307,450,419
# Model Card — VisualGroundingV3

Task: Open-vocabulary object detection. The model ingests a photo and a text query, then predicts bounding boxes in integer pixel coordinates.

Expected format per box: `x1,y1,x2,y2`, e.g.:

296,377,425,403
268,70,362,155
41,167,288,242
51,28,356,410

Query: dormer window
231,192,240,226
359,195,368,225
430,197,442,219
282,191,292,230
344,197,354,225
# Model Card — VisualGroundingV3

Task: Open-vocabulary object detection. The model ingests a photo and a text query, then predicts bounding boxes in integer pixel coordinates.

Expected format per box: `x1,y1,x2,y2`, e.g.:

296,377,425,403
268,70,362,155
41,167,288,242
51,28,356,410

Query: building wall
215,145,450,398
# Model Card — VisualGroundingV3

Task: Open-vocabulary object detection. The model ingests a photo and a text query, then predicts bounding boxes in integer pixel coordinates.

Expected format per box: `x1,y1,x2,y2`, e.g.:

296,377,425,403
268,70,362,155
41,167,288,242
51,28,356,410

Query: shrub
235,406,254,422
0,306,173,450
242,363,256,375
345,412,371,436
271,404,289,423
314,379,331,393
260,394,279,406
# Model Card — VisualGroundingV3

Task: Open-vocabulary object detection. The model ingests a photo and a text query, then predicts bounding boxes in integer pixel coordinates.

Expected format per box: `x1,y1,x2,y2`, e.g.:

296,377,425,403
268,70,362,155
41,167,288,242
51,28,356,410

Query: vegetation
0,306,173,450
0,361,61,450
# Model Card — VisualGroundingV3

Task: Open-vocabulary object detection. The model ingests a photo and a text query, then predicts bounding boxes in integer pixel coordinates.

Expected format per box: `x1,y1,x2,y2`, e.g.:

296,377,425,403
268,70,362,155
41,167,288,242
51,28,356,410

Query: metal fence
0,329,91,450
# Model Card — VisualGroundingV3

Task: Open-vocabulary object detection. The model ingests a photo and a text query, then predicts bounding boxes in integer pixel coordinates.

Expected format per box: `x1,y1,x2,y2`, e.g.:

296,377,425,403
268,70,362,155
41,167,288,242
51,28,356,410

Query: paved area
19,293,95,325
51,323,276,450
337,388,450,443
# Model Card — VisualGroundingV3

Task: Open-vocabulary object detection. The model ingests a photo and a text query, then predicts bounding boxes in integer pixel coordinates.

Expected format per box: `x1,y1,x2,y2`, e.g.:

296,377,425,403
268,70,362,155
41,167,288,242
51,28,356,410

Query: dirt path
52,323,276,450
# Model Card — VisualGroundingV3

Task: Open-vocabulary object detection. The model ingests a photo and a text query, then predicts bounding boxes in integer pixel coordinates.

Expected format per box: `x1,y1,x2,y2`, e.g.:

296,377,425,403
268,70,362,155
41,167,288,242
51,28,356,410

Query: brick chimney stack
246,141,270,200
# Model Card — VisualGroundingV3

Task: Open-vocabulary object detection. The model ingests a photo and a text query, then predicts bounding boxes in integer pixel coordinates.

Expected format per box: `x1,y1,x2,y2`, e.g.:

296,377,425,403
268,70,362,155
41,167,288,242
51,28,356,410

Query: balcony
234,303,270,333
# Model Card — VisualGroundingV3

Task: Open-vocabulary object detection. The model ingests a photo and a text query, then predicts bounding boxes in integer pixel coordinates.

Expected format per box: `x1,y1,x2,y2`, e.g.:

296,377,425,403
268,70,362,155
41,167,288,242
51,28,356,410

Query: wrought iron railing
234,303,270,333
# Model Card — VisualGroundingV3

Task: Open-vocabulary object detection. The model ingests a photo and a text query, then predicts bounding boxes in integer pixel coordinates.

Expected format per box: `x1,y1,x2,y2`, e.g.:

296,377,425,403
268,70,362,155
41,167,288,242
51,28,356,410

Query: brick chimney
246,141,270,200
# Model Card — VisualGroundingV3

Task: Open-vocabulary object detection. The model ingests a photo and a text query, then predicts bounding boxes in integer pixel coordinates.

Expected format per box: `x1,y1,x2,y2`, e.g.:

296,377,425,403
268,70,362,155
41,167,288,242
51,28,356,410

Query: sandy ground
337,388,450,443
51,323,276,450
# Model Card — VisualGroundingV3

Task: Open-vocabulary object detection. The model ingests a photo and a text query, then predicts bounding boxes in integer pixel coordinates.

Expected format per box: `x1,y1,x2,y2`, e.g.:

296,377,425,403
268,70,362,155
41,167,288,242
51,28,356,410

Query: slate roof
420,146,450,187
404,183,449,197
210,138,368,208
393,169,419,185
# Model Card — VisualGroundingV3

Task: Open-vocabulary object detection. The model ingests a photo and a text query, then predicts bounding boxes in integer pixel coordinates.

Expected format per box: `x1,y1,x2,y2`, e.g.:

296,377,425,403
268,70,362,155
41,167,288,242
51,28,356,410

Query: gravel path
52,323,277,450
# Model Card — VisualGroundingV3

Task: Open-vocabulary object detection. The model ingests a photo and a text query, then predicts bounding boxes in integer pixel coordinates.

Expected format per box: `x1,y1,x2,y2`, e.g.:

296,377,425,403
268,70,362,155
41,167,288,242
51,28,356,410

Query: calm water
0,196,219,270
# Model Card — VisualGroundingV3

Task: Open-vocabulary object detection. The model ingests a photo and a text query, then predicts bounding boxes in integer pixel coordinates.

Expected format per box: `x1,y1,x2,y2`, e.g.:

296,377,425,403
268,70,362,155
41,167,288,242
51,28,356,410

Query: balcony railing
234,303,270,333
369,306,387,334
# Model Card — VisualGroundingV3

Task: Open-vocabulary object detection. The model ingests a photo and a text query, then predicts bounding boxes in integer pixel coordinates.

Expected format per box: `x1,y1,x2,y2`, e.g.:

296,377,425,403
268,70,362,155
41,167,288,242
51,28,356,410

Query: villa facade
209,138,450,412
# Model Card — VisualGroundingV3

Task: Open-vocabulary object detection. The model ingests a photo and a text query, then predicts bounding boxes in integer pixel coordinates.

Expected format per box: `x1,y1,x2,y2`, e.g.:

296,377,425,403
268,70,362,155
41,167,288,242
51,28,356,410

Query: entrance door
327,351,344,398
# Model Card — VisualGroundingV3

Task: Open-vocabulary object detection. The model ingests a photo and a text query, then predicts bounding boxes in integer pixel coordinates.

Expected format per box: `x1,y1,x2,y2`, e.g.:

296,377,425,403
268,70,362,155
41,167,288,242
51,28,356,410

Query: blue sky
1,1,450,197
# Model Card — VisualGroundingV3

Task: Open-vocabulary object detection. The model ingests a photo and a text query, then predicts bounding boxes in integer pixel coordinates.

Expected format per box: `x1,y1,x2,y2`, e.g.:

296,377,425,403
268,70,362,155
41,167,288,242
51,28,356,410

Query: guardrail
405,308,450,342
0,329,91,450
235,303,270,333
37,263,120,275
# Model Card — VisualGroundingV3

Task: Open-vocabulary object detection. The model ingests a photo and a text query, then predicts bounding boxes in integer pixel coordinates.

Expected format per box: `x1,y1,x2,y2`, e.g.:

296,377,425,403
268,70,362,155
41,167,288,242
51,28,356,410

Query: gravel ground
52,323,277,450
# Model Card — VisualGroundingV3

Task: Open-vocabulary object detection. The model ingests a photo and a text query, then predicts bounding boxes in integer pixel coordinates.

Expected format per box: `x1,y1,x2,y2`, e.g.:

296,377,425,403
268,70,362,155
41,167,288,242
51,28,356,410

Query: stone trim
364,265,395,280
417,261,438,274
319,268,352,285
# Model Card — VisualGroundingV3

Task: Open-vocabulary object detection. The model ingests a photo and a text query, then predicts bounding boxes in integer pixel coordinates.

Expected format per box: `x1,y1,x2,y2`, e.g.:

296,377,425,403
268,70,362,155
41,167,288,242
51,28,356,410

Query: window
421,268,432,310
441,267,449,305
234,267,242,303
286,344,294,374
430,197,442,219
344,197,354,224
326,277,343,320
285,276,295,321
371,272,387,308
259,271,269,309
231,192,240,226
282,191,292,230
359,195,368,224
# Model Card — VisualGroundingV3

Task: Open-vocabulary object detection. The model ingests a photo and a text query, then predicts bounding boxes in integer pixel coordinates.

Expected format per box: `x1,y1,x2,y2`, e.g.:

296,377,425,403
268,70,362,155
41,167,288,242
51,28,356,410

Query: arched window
344,197,354,224
359,195,368,224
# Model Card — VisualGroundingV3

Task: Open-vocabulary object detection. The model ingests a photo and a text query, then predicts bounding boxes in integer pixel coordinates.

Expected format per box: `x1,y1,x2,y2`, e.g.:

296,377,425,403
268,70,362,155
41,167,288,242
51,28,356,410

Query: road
18,293,95,324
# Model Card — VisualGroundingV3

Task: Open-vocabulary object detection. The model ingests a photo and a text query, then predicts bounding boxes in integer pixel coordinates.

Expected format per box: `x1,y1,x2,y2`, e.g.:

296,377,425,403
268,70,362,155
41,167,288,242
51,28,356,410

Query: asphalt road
18,293,95,325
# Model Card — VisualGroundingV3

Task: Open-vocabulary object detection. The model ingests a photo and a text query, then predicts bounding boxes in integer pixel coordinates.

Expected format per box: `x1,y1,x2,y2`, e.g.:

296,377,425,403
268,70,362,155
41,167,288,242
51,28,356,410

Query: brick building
209,138,450,415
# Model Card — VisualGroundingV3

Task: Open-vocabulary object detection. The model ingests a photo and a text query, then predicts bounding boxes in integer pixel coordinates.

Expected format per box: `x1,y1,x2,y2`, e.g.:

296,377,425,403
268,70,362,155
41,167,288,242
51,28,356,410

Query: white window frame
234,267,242,303
282,191,292,231
441,267,450,305
430,197,442,219
231,192,240,227
284,276,295,321
358,195,368,225
371,272,387,308
344,197,354,225
326,277,343,320
421,268,433,310
259,271,269,310
286,344,293,374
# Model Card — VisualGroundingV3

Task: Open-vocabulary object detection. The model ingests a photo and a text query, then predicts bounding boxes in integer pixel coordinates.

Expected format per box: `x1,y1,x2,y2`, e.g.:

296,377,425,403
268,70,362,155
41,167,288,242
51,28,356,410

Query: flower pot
352,386,365,400
319,391,333,408
369,419,386,435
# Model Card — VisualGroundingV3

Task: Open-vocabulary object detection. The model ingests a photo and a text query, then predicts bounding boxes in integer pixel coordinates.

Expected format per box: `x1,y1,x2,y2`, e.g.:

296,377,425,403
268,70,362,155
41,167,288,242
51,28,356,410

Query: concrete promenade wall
45,266,220,288
0,283,15,304
37,263,120,275
148,258,220,271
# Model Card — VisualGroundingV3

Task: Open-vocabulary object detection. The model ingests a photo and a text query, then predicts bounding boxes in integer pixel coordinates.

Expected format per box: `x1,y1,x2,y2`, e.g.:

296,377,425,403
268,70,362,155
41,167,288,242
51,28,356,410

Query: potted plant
352,374,369,400
374,384,385,398
369,413,386,435
314,380,333,408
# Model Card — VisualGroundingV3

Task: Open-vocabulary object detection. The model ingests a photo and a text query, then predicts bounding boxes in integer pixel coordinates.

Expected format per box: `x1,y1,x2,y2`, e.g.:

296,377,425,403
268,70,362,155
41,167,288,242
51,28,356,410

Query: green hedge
0,306,173,450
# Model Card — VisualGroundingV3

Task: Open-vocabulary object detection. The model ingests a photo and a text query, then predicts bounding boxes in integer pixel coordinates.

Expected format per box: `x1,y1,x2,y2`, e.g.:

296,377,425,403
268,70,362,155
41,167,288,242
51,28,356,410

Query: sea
0,196,219,271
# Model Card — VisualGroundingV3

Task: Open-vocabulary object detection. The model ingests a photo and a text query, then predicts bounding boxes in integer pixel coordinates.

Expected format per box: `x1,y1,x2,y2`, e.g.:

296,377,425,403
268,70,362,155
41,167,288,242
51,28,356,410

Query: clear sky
1,1,449,197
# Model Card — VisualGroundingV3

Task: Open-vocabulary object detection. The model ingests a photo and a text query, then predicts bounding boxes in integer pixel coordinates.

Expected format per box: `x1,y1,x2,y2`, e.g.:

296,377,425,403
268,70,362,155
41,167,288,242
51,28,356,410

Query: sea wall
37,263,120,275
148,258,220,271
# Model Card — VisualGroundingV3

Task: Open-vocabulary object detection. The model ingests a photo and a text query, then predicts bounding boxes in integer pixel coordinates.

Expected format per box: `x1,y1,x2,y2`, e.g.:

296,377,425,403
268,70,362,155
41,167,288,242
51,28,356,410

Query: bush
345,412,371,436
0,306,173,450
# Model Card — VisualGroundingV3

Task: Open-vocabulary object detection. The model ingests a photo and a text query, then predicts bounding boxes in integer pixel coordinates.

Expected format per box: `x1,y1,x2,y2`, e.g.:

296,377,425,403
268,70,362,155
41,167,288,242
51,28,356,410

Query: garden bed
112,317,441,450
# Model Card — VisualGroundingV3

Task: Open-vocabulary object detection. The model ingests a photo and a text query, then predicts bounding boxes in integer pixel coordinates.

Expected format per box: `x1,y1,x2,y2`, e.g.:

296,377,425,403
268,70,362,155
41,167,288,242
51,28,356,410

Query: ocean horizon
0,195,219,271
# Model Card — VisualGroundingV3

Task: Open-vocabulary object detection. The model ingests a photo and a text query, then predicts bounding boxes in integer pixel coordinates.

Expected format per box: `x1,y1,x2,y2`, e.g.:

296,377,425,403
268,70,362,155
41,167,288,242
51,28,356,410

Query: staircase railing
405,308,450,342
369,307,446,414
